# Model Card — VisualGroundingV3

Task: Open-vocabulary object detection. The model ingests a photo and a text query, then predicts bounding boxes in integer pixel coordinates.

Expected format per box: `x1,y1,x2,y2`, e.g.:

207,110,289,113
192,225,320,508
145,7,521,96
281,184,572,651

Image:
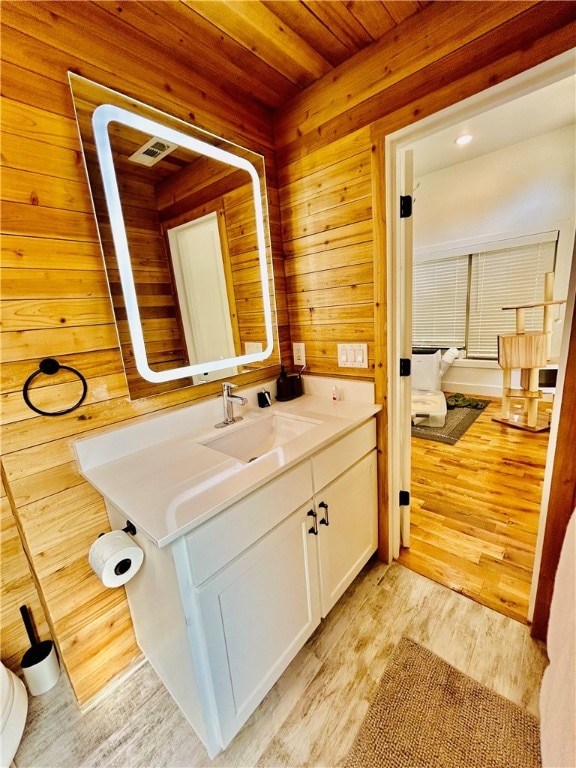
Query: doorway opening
386,50,576,623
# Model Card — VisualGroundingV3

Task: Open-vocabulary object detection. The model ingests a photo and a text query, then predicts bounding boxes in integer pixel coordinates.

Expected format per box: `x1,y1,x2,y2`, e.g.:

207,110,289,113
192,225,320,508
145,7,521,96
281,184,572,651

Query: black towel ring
23,358,88,416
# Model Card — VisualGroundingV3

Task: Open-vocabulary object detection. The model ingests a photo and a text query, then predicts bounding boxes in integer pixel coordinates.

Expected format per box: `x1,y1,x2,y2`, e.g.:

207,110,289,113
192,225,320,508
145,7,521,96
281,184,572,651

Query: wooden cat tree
494,272,565,432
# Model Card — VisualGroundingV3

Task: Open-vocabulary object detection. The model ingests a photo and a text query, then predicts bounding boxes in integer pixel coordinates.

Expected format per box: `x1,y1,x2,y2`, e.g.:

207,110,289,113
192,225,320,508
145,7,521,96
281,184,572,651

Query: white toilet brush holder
19,606,60,696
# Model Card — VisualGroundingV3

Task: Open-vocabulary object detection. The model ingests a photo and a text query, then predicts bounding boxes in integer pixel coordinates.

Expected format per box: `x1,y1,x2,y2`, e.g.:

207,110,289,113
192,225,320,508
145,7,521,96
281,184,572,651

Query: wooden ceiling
93,1,429,112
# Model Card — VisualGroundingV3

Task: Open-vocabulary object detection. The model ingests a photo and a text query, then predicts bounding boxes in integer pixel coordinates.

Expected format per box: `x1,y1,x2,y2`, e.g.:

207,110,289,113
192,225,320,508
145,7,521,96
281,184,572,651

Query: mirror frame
91,103,274,384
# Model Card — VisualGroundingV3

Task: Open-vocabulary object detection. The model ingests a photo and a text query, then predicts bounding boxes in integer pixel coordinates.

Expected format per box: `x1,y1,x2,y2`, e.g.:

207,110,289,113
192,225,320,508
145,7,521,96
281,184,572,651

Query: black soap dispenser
276,365,292,401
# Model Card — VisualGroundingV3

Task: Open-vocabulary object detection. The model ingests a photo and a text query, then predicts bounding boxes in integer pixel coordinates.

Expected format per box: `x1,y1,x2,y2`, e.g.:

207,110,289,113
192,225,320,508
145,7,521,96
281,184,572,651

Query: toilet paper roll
89,530,144,587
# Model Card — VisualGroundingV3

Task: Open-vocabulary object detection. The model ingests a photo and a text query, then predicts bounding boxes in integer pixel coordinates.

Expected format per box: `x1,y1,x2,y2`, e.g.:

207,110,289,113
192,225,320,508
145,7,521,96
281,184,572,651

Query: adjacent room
397,76,574,623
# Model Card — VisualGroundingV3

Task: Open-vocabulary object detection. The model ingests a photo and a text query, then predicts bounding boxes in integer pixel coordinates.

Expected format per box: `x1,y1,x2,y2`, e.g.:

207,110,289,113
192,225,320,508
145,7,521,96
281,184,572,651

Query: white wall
413,125,575,396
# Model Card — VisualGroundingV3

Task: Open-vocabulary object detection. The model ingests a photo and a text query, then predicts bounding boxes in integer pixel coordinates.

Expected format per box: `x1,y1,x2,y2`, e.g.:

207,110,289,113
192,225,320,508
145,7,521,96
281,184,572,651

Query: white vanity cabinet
180,418,378,751
98,409,379,758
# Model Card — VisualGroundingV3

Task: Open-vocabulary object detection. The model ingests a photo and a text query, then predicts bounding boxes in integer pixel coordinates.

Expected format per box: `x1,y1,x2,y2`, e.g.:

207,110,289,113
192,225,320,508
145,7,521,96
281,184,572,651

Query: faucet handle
221,381,236,392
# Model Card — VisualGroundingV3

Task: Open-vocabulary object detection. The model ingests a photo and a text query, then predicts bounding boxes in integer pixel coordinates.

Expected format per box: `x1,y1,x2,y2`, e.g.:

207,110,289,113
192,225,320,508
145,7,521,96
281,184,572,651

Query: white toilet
0,661,28,768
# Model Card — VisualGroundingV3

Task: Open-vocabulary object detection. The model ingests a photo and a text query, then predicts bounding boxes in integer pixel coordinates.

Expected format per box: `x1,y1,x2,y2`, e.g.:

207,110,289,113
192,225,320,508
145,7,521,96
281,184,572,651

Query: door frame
384,50,575,619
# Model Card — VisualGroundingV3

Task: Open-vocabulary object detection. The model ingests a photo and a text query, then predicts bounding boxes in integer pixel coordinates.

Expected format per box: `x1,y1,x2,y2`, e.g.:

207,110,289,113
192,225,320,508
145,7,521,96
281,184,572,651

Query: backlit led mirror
69,74,278,399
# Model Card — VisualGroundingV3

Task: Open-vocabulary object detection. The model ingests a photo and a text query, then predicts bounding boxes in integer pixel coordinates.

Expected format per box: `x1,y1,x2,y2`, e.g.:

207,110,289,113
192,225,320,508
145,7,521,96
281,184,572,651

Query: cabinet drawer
312,419,376,492
186,461,313,585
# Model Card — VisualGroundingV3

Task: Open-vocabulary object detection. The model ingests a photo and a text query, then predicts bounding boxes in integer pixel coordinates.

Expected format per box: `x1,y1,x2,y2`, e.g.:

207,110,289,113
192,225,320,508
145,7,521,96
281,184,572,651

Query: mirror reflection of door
167,212,238,384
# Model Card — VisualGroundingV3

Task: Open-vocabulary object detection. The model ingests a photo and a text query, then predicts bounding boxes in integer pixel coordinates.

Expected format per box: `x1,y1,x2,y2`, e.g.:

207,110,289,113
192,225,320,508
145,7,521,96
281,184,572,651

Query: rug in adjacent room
411,397,490,445
344,637,541,768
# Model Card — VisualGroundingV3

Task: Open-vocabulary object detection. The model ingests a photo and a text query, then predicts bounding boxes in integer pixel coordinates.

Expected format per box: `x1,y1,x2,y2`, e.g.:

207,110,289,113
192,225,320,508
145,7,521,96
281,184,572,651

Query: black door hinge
400,358,411,377
399,490,410,506
400,195,412,218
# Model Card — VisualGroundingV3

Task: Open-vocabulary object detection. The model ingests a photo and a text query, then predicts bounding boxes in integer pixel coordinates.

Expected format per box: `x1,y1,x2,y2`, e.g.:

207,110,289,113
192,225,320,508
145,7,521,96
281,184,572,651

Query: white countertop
75,395,381,547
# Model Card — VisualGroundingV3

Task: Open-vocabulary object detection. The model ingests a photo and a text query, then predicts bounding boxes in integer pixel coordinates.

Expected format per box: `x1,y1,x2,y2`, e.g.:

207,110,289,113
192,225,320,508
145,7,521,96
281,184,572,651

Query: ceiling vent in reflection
128,136,179,166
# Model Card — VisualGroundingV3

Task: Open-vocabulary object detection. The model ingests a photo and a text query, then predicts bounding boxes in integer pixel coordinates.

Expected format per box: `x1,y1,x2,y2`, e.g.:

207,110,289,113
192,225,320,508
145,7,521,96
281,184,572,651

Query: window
413,233,558,359
412,255,468,348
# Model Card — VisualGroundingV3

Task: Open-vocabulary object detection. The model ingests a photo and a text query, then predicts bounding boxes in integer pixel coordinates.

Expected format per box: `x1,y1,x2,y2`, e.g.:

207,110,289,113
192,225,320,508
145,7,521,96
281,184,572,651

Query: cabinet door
197,503,321,747
316,450,378,616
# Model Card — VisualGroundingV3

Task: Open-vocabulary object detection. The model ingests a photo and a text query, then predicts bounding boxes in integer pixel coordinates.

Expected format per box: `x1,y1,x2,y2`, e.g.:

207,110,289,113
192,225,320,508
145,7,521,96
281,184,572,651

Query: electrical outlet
245,342,263,354
293,342,306,366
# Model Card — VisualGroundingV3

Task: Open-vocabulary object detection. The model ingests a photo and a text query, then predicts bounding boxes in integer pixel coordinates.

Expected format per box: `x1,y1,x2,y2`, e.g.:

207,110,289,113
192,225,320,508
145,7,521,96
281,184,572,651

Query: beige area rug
344,638,541,768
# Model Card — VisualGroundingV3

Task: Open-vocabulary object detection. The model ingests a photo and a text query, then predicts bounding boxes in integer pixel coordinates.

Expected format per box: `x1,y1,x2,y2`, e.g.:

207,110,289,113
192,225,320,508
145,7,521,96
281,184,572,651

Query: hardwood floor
399,397,550,623
14,563,547,768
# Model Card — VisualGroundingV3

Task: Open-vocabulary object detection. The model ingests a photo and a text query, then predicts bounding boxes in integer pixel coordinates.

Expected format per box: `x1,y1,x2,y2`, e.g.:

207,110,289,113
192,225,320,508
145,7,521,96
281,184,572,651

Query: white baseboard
441,382,502,398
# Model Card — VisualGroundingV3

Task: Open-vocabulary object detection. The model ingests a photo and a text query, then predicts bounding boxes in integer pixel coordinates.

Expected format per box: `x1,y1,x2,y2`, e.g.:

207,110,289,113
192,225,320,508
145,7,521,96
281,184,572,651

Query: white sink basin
202,413,321,463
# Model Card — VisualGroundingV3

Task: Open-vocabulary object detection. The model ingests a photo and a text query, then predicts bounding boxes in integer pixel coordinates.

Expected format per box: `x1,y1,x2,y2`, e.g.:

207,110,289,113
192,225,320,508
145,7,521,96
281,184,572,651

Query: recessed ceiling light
455,134,473,146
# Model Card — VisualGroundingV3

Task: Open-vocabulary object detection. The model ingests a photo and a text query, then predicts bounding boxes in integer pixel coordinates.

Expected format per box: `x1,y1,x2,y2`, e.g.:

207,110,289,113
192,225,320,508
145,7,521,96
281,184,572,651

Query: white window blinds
467,239,556,358
412,233,558,358
412,255,468,348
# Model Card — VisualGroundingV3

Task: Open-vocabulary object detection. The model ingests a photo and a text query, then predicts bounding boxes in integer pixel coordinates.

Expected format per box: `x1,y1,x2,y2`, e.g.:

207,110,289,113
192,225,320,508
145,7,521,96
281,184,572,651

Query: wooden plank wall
0,2,284,704
274,1,576,557
1,476,50,671
280,132,375,375
105,170,189,400
222,183,273,357
1,0,574,709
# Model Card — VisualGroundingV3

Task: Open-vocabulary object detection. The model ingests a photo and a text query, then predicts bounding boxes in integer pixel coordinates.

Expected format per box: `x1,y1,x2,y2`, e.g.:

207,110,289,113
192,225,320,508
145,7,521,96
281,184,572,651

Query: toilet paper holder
90,523,144,587
97,521,137,538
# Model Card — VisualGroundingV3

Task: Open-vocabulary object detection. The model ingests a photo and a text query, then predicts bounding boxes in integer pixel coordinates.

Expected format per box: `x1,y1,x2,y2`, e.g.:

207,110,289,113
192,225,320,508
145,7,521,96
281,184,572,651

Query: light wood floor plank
14,563,547,768
400,398,549,623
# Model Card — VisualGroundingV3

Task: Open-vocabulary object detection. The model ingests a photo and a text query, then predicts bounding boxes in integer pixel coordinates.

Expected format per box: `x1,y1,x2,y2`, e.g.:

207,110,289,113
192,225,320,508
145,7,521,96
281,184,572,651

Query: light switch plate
338,343,368,368
293,342,306,366
245,342,263,354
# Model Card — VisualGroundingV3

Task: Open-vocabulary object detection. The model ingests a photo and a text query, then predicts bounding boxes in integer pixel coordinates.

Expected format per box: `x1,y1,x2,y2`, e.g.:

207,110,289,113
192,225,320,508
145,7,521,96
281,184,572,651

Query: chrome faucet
215,382,248,428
